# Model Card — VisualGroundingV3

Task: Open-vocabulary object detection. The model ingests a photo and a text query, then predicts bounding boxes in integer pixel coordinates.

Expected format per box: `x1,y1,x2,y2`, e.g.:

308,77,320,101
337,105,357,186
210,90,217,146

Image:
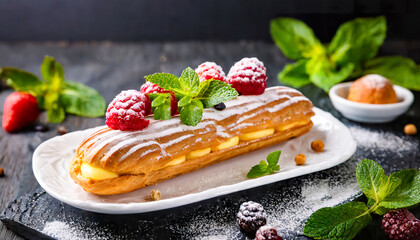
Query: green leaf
195,79,212,98
151,93,170,107
278,60,311,88
41,56,65,84
179,67,200,93
179,99,203,126
266,150,281,166
362,56,420,91
144,73,183,94
178,95,193,107
153,98,172,120
45,91,65,123
356,159,389,203
247,161,269,179
307,57,354,92
304,201,372,240
59,80,106,117
270,17,323,60
0,67,46,96
329,16,386,65
379,169,420,209
198,80,239,108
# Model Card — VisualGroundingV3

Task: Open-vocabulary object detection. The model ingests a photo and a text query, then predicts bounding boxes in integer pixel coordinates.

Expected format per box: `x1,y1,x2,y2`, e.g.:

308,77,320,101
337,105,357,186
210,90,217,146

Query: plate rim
33,107,357,214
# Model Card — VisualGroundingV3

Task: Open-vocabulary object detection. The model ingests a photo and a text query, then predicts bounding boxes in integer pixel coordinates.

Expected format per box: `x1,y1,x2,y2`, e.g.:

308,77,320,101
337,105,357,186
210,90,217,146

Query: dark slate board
1,87,419,240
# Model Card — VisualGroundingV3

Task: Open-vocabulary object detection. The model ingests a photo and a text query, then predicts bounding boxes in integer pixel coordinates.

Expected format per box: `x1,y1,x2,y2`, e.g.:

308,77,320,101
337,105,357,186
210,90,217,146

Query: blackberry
255,225,283,240
382,209,420,240
214,102,226,111
237,201,267,234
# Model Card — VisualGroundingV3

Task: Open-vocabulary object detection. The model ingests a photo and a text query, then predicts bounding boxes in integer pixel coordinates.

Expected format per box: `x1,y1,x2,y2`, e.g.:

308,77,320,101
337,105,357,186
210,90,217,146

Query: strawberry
2,92,40,132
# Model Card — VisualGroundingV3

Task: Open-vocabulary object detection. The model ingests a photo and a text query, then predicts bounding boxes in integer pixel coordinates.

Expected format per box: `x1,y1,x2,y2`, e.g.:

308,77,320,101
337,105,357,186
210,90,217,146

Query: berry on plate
227,57,267,95
106,90,150,131
382,209,420,240
2,92,40,133
195,62,226,82
140,81,178,116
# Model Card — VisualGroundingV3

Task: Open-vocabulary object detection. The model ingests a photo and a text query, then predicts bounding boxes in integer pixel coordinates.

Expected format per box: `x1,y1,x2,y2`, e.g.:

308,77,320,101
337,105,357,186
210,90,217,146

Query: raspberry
382,209,420,240
255,225,283,240
195,62,226,82
140,81,178,116
2,92,40,133
227,57,267,95
105,90,150,131
237,201,267,234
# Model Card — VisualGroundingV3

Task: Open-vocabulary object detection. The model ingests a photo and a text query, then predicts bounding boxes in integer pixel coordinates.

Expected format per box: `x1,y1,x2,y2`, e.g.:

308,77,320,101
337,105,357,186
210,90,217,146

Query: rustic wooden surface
0,41,419,240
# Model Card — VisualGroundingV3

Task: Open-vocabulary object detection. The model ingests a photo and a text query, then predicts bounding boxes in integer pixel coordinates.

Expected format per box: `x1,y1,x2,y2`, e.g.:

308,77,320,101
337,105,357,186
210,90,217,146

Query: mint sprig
247,151,281,178
144,67,238,126
271,16,420,92
0,56,106,123
303,159,420,239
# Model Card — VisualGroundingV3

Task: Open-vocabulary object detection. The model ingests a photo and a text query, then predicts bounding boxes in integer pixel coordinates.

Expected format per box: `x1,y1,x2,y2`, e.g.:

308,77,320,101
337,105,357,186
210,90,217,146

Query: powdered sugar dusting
43,221,87,240
359,74,390,89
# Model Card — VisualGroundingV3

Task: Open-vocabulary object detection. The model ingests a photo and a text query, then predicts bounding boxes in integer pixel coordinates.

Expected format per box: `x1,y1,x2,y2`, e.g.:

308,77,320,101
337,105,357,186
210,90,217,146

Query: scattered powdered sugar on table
349,125,419,158
43,221,87,240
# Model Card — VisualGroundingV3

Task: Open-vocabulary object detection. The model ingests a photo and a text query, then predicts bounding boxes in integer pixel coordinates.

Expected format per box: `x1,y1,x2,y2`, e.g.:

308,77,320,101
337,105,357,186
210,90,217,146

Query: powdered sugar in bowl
329,82,414,123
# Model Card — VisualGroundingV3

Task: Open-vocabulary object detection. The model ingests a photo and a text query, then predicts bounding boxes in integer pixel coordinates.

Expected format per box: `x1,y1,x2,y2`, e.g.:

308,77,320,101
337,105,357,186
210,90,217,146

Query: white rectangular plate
33,108,356,214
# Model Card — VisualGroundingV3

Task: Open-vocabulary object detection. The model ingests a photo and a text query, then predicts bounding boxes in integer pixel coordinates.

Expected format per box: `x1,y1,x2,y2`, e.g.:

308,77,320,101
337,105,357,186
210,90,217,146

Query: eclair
70,86,315,195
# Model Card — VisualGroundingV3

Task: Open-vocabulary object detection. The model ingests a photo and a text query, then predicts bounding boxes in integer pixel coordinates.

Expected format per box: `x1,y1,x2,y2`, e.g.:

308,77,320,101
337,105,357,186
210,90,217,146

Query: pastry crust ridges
70,86,315,195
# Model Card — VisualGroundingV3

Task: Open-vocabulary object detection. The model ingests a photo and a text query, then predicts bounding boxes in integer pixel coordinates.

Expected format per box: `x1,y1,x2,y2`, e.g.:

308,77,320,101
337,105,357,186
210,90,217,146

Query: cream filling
80,121,310,180
80,162,119,180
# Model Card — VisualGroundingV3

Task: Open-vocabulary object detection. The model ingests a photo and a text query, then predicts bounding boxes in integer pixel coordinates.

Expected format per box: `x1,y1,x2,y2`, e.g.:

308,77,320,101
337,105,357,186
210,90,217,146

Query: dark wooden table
0,41,419,240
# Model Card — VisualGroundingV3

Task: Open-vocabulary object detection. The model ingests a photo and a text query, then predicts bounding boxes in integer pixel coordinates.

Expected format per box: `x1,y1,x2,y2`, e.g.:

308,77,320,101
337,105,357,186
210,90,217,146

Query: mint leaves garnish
145,67,238,126
0,56,106,123
271,16,420,92
247,151,281,178
303,159,420,239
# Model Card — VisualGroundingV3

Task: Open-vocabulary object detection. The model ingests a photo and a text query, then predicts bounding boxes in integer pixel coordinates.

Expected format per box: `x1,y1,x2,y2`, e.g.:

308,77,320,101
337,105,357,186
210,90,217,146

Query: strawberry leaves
145,68,238,126
0,56,106,123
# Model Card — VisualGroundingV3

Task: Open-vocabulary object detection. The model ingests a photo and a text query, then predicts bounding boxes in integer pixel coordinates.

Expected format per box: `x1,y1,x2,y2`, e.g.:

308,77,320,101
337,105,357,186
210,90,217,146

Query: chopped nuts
404,124,417,136
57,125,68,135
311,140,325,152
0,167,4,177
150,189,161,201
295,154,306,165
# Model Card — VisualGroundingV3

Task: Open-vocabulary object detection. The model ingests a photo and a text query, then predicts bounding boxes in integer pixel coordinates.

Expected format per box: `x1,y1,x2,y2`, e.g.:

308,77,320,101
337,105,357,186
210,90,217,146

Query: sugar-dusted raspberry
140,81,178,116
106,90,150,131
237,201,267,234
195,62,226,82
255,225,283,240
382,209,420,240
227,57,267,95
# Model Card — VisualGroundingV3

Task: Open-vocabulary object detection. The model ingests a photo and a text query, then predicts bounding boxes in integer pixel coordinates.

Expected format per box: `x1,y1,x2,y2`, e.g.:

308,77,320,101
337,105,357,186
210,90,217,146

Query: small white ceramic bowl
329,82,414,123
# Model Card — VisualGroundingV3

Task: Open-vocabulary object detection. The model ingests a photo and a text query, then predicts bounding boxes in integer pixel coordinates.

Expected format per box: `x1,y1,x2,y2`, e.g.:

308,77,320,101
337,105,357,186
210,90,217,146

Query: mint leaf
41,56,64,84
356,159,389,203
179,99,203,126
307,58,354,92
144,73,183,94
178,95,193,107
195,79,212,98
0,67,46,96
179,67,200,93
379,169,420,209
270,17,322,60
267,150,281,166
151,93,170,107
45,91,65,123
247,150,281,178
153,98,172,120
60,80,106,117
304,201,372,240
329,16,386,65
363,56,420,91
198,80,238,108
278,60,311,88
